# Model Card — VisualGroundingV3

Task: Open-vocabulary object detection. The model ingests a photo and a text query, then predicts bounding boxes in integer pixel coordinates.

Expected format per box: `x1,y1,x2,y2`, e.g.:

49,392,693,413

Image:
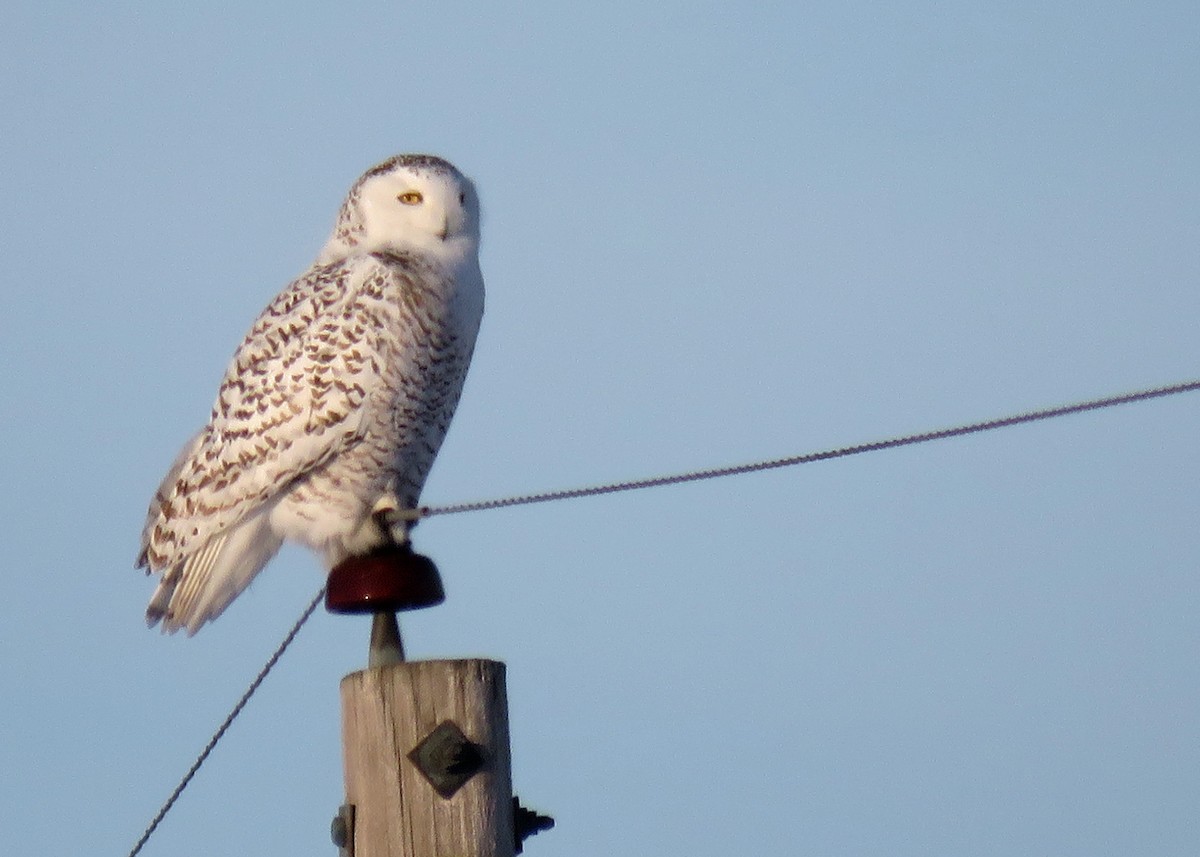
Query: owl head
319,154,481,264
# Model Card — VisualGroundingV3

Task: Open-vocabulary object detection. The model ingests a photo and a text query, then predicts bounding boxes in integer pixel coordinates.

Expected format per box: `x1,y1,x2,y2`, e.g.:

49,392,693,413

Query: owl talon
366,493,408,544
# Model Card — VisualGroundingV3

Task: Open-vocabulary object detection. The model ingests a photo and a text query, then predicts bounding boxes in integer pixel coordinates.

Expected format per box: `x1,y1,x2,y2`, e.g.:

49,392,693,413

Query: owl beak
436,216,449,241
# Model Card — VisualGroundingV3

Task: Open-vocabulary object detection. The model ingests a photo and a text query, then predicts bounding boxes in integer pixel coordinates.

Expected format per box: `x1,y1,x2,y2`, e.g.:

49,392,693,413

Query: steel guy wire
126,586,326,857
402,377,1200,521
127,375,1200,855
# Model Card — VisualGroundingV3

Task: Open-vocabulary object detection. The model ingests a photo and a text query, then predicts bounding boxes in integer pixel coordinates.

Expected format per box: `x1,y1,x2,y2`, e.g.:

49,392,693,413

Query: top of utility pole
329,539,553,857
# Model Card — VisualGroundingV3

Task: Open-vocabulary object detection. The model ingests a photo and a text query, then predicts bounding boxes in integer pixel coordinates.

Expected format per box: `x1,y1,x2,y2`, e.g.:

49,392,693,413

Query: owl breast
268,249,484,564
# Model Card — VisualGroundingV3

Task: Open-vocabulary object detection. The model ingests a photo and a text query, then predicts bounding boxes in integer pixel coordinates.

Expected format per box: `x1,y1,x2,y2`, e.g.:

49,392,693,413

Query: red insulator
325,543,445,614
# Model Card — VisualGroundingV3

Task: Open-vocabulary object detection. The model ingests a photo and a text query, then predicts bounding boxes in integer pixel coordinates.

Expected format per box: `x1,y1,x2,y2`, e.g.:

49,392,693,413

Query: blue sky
2,3,1199,855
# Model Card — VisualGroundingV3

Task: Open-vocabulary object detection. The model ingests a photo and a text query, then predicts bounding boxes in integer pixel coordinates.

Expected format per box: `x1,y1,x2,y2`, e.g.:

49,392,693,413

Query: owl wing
137,258,384,598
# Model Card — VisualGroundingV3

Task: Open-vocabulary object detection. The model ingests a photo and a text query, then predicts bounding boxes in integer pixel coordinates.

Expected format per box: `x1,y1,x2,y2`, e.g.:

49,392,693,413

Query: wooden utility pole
327,544,551,857
341,655,514,856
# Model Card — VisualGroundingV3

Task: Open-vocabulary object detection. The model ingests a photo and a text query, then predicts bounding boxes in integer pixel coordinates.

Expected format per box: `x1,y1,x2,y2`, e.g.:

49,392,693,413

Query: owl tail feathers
146,511,284,636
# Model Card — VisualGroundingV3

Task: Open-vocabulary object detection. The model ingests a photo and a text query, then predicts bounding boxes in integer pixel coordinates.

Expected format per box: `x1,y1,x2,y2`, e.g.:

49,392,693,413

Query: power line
126,587,326,857
406,377,1200,520
127,376,1200,855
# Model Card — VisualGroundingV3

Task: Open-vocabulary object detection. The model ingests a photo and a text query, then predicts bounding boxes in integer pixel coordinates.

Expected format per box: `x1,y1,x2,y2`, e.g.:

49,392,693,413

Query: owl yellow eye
398,191,423,205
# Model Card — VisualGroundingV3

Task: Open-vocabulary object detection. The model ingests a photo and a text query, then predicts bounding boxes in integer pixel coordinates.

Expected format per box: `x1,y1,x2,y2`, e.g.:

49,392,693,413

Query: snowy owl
136,154,485,635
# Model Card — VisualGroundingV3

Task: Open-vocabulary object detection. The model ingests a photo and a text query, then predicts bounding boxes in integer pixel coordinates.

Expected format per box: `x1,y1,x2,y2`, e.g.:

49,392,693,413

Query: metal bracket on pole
331,803,355,857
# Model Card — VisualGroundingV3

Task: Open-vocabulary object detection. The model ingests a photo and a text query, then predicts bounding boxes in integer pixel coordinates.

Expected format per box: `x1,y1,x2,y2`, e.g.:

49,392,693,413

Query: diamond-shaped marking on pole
407,720,487,798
